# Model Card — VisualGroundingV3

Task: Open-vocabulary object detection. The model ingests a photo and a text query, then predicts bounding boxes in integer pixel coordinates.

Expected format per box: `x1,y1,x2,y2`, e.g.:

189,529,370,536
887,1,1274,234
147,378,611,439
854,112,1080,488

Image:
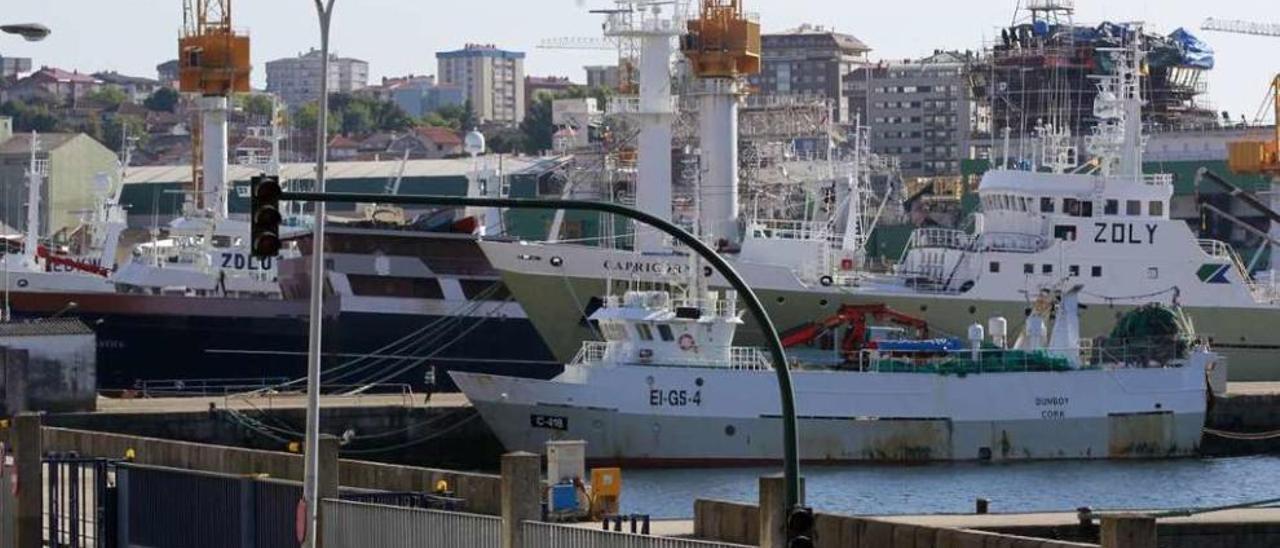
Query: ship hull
8,291,556,390
452,361,1208,464
482,242,1274,380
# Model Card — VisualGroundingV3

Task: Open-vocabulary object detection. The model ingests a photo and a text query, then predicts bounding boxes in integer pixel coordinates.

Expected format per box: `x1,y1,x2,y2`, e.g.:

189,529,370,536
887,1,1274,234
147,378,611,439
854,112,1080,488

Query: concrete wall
41,426,507,515
693,499,1098,548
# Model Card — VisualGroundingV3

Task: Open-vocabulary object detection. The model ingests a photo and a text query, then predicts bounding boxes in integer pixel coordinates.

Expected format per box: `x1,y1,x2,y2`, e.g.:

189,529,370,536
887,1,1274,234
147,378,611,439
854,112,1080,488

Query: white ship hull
453,359,1210,464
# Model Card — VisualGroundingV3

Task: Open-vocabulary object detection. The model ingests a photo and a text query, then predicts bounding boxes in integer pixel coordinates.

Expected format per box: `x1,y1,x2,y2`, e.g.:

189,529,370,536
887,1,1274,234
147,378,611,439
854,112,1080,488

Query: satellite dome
464,129,486,156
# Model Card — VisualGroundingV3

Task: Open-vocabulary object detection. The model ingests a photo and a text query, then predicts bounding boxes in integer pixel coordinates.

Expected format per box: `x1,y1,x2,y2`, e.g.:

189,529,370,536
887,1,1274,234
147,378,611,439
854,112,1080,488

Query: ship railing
747,219,836,243
850,344,1193,374
975,232,1047,253
904,228,972,251
573,341,772,370
573,341,610,365
1143,173,1175,186
226,383,418,408
1197,239,1234,260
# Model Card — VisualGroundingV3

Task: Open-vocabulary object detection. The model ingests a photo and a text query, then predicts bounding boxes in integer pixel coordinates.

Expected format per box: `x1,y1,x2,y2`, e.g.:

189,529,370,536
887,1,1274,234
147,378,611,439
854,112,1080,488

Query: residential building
846,51,974,177
525,76,578,110
748,24,871,125
0,118,119,237
424,84,465,114
0,55,32,78
437,44,526,125
265,48,369,108
156,59,180,87
3,67,101,105
328,135,361,160
388,127,464,159
93,71,162,103
584,64,622,91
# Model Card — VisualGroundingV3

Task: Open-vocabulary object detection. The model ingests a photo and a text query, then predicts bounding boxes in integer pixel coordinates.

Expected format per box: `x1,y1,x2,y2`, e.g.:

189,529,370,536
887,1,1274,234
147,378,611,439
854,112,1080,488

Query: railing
134,377,292,397
1143,173,1174,186
323,500,501,548
1197,239,1234,260
848,340,1202,374
746,219,838,244
522,521,750,548
905,228,971,251
975,232,1047,253
573,341,772,371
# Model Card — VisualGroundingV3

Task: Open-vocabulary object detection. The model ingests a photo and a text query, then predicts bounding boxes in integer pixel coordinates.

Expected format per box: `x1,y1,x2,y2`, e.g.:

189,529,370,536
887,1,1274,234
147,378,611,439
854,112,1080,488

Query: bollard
630,514,638,534
500,452,541,548
1100,514,1156,548
975,498,990,514
641,514,651,535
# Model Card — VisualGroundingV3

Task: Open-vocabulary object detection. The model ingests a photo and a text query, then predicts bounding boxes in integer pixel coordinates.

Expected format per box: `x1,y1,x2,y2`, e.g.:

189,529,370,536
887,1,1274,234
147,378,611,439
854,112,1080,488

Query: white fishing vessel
480,28,1280,380
453,280,1222,463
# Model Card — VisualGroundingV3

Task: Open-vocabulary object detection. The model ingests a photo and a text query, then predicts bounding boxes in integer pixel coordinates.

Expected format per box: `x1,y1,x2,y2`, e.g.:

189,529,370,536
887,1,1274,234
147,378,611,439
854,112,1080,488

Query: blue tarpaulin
1168,27,1215,70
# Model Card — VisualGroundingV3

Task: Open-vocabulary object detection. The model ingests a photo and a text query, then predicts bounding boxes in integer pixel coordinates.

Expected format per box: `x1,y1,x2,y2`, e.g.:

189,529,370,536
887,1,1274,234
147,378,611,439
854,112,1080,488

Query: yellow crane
681,0,761,79
1202,18,1279,175
178,0,250,216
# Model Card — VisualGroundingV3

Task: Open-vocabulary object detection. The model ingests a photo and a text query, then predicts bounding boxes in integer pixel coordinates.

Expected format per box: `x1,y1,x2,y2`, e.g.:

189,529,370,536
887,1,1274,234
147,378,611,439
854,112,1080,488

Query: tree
104,114,148,153
240,94,275,120
293,101,338,136
432,104,467,130
460,99,477,132
519,94,555,154
369,100,413,132
486,126,526,154
340,101,373,135
144,87,179,112
85,86,128,109
0,99,62,132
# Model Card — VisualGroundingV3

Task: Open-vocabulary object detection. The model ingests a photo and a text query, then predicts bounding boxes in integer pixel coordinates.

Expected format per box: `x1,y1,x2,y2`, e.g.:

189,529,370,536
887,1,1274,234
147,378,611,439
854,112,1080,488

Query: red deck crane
780,304,931,356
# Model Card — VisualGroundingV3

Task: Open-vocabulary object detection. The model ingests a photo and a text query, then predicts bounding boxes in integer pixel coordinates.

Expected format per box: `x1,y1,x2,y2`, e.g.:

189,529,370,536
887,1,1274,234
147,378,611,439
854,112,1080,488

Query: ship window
1080,201,1093,217
1039,197,1054,213
1042,264,1053,275
1063,198,1081,216
1053,225,1077,241
1126,200,1141,216
989,261,1000,273
657,324,674,342
1104,200,1119,215
1149,200,1164,217
1023,263,1033,274
637,324,654,341
1092,265,1103,277
1147,267,1159,280
1069,265,1080,277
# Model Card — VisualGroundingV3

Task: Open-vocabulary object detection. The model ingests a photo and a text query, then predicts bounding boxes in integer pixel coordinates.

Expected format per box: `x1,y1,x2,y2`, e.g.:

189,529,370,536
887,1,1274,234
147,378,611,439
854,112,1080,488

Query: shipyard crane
179,0,251,219
680,0,761,246
538,35,638,93
1201,17,1279,175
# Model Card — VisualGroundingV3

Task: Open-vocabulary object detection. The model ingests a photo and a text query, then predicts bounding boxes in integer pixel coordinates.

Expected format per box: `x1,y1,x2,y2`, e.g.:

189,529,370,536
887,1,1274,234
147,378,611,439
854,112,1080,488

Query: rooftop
765,24,871,53
26,67,99,84
437,44,525,60
415,126,463,146
0,133,81,155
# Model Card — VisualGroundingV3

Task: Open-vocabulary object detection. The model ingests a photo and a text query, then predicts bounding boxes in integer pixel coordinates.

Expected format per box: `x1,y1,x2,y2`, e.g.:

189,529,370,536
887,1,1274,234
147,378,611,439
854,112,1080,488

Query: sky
0,0,1274,121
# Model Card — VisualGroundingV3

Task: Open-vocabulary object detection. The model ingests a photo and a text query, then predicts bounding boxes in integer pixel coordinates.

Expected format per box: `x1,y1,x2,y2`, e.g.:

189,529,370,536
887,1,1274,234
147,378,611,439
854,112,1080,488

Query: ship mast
179,0,250,221
602,1,687,253
681,0,761,248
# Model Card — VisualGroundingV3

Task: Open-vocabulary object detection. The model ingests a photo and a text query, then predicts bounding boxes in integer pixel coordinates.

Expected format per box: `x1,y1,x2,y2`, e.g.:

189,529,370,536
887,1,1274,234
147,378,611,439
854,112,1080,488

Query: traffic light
786,506,815,548
251,175,283,258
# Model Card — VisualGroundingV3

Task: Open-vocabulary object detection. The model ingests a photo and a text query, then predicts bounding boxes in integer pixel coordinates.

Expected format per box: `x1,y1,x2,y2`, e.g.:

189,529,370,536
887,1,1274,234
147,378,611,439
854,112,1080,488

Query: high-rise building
748,24,871,124
265,48,369,108
847,51,975,177
436,44,526,125
0,55,32,79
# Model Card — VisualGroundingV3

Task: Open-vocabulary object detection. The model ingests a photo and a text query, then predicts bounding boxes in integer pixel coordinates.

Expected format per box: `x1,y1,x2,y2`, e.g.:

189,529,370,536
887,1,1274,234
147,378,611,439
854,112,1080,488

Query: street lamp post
301,1,335,547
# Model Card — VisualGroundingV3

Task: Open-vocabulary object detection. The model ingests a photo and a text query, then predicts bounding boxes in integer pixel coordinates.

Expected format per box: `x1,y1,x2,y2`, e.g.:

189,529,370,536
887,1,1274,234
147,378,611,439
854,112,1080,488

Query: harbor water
620,456,1280,518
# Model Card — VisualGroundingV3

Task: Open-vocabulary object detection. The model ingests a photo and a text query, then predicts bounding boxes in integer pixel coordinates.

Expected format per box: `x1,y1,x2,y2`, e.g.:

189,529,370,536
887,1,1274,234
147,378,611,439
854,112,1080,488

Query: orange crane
1201,18,1279,175
681,0,761,79
780,304,932,358
178,0,250,214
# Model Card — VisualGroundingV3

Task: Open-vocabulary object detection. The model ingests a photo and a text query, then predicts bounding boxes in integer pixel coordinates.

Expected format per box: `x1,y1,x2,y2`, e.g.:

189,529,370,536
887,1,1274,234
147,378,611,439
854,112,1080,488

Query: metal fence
321,499,501,548
522,521,751,548
45,456,116,548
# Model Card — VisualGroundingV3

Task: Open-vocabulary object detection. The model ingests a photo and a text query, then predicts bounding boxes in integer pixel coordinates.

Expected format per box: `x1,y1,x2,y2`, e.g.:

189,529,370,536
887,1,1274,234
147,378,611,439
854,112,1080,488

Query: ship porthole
819,299,829,308
695,377,704,387
968,306,977,315
549,256,563,267
703,266,713,278
920,305,928,313
1155,403,1162,410
725,425,736,437
646,376,655,386
776,297,786,305
15,279,26,288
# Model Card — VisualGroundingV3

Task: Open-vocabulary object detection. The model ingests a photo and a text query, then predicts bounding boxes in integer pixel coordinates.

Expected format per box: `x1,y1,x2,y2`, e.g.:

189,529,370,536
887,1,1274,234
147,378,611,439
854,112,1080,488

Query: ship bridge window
1080,201,1093,217
989,261,1000,273
1069,265,1080,277
1092,265,1103,277
1064,198,1080,216
602,322,629,340
1126,200,1141,216
1104,200,1119,216
1053,225,1077,241
657,324,675,342
1149,200,1164,217
1024,263,1034,274
1040,197,1054,213
1042,264,1053,275
637,324,654,341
